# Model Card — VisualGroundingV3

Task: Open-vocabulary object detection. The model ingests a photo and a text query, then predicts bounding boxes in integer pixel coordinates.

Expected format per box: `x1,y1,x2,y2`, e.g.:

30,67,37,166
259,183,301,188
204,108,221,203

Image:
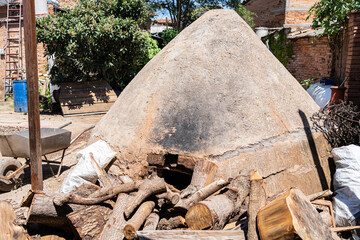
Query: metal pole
23,0,43,192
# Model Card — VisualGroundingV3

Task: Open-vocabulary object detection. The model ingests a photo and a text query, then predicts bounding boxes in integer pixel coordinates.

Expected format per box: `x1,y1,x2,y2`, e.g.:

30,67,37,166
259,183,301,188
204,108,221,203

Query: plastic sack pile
332,144,360,239
59,140,117,193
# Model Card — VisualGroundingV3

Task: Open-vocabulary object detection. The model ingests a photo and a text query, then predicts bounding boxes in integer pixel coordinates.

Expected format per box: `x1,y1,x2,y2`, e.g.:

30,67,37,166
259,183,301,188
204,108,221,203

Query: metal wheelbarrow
0,123,94,191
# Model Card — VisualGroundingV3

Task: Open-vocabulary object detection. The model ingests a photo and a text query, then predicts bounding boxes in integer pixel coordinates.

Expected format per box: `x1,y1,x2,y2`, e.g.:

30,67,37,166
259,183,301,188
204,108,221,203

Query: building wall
344,11,360,105
285,0,316,27
1,1,77,100
245,0,286,28
287,36,333,81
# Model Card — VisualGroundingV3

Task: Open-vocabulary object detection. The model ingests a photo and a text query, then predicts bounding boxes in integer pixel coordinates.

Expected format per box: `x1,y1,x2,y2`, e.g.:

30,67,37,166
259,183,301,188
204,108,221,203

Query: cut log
27,193,87,227
136,230,246,240
124,177,166,218
185,173,252,230
67,205,112,240
247,172,266,240
257,188,336,240
156,185,180,205
176,179,229,211
123,201,155,240
180,160,218,198
185,188,239,230
73,182,101,197
158,216,186,230
143,212,160,230
89,152,113,188
0,201,27,240
99,194,130,240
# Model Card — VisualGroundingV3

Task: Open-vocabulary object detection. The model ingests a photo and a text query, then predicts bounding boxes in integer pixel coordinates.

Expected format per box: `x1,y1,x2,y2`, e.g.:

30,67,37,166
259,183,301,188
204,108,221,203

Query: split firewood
156,185,180,205
158,215,186,230
124,177,166,218
67,205,112,240
247,171,266,240
257,188,337,240
123,201,155,240
307,189,333,201
180,160,218,198
89,152,113,188
175,179,229,211
27,193,88,227
143,212,160,230
99,194,131,240
312,199,336,227
0,201,28,240
331,226,360,232
136,230,246,240
185,172,253,230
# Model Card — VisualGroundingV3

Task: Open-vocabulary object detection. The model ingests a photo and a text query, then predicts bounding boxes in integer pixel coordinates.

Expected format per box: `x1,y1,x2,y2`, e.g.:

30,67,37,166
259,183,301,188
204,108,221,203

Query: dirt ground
0,100,104,209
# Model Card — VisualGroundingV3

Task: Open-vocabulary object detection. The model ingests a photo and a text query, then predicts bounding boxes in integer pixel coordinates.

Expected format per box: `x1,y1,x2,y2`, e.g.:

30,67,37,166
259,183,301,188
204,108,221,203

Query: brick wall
344,11,360,105
285,10,313,25
0,1,77,100
287,36,333,81
245,0,285,28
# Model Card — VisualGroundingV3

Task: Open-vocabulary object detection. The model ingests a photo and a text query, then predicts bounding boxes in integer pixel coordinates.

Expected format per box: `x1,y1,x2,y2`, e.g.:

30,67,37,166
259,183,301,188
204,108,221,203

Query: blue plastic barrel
13,79,28,113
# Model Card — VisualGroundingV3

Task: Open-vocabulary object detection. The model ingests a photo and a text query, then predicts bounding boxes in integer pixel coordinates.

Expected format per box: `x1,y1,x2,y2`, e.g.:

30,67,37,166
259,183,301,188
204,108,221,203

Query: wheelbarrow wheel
0,158,24,192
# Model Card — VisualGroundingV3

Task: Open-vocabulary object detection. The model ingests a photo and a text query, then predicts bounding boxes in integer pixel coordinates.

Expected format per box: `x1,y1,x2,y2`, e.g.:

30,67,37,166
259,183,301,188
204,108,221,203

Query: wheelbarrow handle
70,125,95,145
59,122,72,129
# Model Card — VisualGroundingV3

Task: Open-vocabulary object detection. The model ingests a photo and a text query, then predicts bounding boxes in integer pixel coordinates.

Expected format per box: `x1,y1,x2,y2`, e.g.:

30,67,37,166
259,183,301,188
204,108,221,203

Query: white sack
332,145,360,239
59,140,116,193
307,83,332,109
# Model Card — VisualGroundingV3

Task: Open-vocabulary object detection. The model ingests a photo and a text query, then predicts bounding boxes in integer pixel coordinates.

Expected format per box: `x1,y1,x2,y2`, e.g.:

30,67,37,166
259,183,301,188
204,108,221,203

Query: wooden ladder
4,0,23,100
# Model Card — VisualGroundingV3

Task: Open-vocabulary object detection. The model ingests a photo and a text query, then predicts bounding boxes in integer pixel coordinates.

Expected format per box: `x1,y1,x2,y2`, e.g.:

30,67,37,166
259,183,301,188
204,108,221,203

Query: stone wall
287,36,333,81
244,0,285,28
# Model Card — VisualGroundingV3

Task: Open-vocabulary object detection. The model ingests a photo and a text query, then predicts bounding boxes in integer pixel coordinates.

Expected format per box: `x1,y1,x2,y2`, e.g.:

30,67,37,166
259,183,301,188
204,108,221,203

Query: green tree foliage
309,0,360,38
36,0,160,88
226,0,256,28
149,0,255,31
157,28,180,48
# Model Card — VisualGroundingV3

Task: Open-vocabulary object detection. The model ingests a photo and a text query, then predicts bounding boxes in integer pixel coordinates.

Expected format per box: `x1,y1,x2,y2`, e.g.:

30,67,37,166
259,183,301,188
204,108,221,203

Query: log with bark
257,188,337,240
180,160,218,198
185,172,252,230
175,179,229,211
67,205,112,240
143,212,160,230
158,215,186,230
247,172,266,240
27,193,88,227
136,230,246,240
99,177,134,240
123,201,155,240
124,177,166,218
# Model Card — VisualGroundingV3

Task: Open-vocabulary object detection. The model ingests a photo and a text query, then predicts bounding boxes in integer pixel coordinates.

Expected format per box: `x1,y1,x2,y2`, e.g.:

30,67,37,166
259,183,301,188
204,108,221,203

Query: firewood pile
4,159,359,240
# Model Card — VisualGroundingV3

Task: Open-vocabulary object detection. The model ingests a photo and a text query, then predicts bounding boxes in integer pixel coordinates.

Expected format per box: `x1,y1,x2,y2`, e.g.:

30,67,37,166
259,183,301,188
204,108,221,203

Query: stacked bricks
344,10,360,106
287,36,333,81
245,0,286,28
